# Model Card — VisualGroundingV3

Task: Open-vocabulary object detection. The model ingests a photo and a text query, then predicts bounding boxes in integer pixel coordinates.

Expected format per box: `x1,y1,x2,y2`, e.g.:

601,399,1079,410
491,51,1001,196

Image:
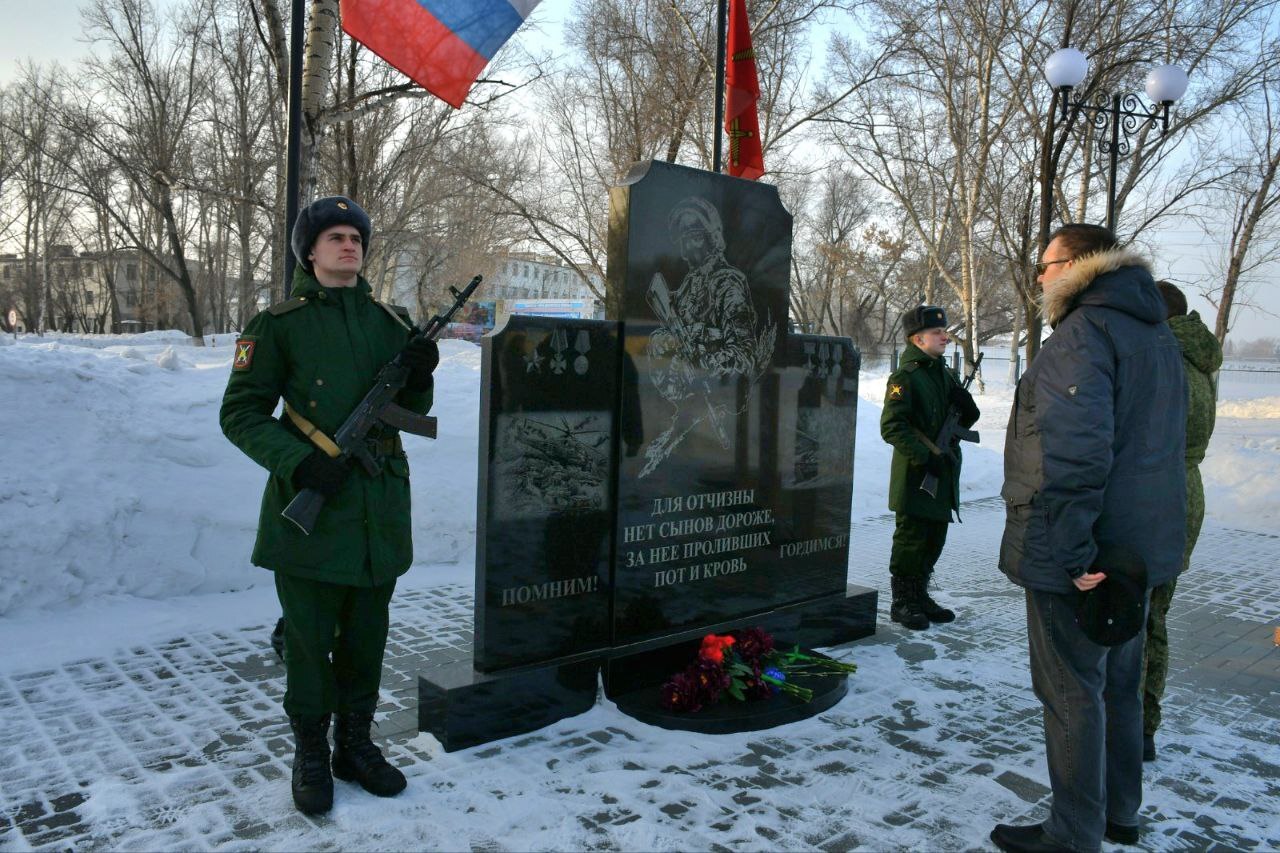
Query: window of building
126,263,138,281
2,266,9,280
85,292,95,306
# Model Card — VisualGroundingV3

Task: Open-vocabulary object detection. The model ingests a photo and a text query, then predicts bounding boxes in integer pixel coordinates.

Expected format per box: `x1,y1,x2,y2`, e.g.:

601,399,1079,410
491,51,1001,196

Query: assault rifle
920,352,983,499
281,274,483,535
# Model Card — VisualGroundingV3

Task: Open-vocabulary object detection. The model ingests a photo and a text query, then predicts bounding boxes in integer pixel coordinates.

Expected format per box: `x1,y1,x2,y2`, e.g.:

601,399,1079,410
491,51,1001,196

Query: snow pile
1200,395,1280,533
1216,395,1280,419
0,333,481,616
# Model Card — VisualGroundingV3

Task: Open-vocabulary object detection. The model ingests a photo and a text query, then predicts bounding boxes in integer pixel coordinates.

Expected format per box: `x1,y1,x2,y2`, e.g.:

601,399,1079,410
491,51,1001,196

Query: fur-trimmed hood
1042,247,1164,328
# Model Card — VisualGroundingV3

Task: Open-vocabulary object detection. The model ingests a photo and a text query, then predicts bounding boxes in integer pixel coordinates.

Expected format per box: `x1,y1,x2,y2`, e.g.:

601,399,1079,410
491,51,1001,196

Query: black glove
401,337,439,392
924,454,945,478
292,450,351,498
949,385,980,422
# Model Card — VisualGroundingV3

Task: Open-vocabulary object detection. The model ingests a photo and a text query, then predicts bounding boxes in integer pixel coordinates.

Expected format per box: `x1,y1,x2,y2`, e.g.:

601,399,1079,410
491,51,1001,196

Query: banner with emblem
724,0,765,180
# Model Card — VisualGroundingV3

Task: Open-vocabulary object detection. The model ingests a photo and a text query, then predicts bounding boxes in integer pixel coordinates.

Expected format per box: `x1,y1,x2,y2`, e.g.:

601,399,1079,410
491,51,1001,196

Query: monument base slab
418,654,598,752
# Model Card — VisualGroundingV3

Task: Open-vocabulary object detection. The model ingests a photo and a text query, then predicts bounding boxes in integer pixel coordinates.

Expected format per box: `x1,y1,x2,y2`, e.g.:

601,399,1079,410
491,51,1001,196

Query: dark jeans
275,573,396,718
1026,588,1148,852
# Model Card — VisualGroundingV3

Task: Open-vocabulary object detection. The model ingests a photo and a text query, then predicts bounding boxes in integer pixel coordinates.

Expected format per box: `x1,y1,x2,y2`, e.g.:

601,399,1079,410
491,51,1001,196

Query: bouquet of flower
659,627,856,712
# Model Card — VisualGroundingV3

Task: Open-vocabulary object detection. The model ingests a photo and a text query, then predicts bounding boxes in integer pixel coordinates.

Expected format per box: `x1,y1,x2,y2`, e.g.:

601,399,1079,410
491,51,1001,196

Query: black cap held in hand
1075,543,1148,646
902,305,948,338
291,196,372,274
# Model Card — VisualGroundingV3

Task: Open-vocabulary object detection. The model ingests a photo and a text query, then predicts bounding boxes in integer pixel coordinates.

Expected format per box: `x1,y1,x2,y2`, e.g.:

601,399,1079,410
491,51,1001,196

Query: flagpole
713,0,727,173
283,0,305,299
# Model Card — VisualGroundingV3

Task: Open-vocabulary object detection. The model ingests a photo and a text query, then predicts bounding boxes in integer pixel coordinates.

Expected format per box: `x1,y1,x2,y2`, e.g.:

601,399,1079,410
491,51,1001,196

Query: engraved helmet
667,197,726,255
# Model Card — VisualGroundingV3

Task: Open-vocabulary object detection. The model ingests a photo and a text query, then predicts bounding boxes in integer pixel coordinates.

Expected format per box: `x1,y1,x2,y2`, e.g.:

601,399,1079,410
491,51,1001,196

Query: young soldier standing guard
880,306,980,630
220,196,439,814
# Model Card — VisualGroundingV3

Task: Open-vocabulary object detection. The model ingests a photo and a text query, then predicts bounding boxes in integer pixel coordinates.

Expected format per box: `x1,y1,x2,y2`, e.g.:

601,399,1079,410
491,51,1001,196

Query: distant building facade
489,252,603,303
0,247,210,334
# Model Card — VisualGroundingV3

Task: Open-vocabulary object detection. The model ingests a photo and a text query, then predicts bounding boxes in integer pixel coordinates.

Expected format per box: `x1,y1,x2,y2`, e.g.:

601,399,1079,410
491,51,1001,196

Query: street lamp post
1044,48,1189,232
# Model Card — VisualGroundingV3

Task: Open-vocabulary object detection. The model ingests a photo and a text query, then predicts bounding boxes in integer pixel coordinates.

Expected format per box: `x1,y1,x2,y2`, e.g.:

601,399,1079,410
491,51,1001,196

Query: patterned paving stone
0,501,1275,850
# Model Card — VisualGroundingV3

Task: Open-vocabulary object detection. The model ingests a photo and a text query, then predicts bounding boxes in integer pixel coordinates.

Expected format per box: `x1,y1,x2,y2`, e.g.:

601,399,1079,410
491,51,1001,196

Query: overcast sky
0,0,1273,342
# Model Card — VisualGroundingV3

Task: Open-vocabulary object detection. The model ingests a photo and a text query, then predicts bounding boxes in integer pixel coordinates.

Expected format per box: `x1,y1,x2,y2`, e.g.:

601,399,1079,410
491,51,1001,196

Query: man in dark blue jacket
991,224,1186,853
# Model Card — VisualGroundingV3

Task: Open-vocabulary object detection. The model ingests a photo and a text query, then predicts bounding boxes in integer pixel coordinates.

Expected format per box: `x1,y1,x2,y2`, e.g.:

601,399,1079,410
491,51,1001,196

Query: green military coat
1169,310,1223,570
880,344,975,521
220,270,431,586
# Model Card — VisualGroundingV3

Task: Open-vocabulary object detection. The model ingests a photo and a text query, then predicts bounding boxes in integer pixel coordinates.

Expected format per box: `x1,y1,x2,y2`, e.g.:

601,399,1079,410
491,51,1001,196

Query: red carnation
699,633,736,664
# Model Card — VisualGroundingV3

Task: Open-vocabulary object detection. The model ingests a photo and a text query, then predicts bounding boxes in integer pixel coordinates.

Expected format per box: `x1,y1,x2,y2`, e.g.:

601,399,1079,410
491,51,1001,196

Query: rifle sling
911,426,944,457
285,402,343,459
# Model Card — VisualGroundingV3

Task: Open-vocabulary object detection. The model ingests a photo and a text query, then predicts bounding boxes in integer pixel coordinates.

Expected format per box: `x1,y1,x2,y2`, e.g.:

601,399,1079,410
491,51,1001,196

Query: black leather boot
920,573,956,623
990,823,1072,852
289,714,333,815
889,577,930,630
332,711,407,797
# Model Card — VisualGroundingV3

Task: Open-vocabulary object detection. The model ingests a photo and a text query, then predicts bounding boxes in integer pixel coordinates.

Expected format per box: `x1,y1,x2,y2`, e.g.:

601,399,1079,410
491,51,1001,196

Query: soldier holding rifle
220,196,443,815
880,305,981,630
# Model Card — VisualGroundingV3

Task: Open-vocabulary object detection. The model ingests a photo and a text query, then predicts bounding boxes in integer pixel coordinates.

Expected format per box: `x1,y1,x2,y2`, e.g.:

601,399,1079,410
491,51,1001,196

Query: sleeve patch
233,340,256,371
887,381,906,401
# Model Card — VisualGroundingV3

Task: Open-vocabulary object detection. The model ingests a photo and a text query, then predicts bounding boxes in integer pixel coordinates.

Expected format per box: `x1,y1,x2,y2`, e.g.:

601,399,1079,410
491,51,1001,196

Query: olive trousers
274,573,396,718
888,513,949,578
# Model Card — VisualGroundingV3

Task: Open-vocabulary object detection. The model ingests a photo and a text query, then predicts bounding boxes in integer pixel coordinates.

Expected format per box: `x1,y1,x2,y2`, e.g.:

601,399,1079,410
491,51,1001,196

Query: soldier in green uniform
1142,281,1222,761
880,305,980,630
220,196,439,814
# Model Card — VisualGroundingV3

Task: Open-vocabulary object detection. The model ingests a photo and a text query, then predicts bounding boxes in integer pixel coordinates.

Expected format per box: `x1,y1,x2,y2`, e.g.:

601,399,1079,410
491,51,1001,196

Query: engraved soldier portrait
642,196,775,476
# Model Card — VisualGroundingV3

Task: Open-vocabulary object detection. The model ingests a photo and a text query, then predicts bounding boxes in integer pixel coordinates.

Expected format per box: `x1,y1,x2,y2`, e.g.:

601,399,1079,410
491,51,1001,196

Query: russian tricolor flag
342,0,542,109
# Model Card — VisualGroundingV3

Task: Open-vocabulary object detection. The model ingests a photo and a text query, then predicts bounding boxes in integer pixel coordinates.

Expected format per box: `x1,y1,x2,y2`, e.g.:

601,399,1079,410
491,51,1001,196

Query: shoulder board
267,297,309,316
901,362,922,372
375,300,414,331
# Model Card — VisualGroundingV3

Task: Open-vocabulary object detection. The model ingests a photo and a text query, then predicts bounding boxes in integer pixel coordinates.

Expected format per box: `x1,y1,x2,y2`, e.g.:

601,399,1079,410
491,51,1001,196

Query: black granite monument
419,161,876,750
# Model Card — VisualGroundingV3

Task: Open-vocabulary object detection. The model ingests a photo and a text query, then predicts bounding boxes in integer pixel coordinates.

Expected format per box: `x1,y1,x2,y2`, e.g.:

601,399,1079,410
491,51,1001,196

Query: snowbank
0,333,480,616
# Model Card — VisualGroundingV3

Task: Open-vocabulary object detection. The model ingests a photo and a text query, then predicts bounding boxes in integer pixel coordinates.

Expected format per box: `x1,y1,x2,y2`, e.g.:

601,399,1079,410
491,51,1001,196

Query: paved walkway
1,499,1277,851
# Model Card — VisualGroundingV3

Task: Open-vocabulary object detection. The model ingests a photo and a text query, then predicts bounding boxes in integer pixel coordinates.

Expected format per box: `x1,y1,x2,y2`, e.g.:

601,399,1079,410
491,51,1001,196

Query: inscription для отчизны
616,488,778,589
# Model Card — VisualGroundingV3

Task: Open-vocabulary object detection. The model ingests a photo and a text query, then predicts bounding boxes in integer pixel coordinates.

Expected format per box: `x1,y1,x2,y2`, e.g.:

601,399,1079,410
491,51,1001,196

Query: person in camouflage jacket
1141,282,1223,761
880,305,979,630
221,196,439,814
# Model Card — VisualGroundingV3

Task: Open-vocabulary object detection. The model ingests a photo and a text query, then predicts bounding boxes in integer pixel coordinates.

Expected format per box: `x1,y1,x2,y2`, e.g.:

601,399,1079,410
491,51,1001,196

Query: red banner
724,0,764,180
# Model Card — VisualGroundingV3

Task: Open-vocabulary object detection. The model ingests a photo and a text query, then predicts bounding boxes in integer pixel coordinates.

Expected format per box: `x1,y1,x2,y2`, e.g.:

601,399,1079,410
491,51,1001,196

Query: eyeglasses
1034,258,1072,275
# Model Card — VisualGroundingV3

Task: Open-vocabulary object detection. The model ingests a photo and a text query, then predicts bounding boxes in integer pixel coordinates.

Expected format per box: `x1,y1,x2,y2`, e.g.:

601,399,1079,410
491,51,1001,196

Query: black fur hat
901,304,947,339
291,196,372,273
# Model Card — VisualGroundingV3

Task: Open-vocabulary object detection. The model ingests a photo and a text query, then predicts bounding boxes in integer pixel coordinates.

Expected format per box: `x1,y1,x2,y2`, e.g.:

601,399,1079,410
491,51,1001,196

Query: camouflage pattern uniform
1143,310,1222,737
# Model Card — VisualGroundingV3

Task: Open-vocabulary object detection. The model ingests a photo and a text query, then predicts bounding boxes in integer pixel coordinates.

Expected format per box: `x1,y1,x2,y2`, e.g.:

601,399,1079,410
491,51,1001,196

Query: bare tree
480,0,884,287
5,64,80,333
64,0,215,341
1203,68,1280,345
824,0,1043,366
